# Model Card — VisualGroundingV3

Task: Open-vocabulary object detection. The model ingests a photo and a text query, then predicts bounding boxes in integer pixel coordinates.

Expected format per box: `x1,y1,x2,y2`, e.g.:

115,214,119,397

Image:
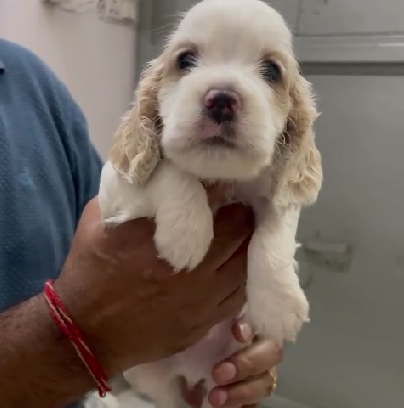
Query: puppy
98,0,323,407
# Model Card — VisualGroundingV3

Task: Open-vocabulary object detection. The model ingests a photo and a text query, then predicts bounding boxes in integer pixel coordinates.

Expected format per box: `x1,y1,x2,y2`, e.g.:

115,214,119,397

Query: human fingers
213,339,282,386
208,370,276,408
206,238,249,313
201,204,254,271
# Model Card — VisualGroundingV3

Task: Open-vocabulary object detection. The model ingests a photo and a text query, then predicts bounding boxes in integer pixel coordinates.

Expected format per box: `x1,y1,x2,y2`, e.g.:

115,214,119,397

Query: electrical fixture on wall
43,0,98,13
98,0,138,25
300,240,353,273
44,0,138,25
294,239,353,290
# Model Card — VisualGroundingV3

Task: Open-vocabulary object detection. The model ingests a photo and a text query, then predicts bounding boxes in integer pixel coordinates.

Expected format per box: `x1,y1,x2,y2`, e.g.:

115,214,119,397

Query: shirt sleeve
11,41,104,220
67,99,103,218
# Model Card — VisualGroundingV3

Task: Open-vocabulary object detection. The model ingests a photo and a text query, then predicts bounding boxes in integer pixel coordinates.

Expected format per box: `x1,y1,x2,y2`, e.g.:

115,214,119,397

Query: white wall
0,0,137,159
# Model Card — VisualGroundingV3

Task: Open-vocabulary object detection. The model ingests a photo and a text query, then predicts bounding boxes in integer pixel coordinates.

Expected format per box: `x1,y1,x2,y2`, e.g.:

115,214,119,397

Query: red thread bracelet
44,280,112,397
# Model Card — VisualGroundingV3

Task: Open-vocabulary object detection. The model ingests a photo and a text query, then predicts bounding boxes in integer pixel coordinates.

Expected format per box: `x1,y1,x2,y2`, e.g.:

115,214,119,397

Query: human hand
54,197,253,376
180,321,282,408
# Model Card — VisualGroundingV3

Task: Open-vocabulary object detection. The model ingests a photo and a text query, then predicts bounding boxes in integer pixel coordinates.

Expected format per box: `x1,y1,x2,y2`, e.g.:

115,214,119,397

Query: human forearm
0,199,252,408
0,293,96,408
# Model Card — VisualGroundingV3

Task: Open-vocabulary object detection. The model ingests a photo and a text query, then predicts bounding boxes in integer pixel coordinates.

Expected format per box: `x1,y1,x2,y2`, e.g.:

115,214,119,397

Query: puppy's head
110,0,322,206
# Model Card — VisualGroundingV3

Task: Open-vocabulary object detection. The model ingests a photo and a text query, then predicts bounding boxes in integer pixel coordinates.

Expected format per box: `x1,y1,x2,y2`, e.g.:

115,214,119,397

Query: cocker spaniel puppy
98,0,323,407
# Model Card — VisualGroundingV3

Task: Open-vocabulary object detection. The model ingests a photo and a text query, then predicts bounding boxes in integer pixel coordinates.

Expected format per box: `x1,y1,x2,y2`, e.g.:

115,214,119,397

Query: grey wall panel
135,0,198,82
277,75,404,408
266,0,300,31
135,0,404,79
301,62,404,76
299,0,404,36
134,0,154,82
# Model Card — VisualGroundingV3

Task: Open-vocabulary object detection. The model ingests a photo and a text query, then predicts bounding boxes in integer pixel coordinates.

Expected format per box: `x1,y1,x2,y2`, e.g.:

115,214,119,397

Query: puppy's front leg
150,161,214,272
246,206,309,345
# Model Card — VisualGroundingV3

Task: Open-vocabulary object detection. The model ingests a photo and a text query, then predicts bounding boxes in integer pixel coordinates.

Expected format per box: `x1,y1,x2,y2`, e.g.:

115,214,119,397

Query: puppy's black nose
204,89,240,124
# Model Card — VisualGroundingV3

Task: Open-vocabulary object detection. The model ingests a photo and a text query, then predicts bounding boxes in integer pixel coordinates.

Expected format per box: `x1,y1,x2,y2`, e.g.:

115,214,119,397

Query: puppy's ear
274,73,323,208
109,57,164,186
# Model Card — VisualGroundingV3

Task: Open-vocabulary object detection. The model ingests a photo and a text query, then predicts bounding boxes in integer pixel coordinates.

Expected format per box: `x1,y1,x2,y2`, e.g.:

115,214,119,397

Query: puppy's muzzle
204,88,240,124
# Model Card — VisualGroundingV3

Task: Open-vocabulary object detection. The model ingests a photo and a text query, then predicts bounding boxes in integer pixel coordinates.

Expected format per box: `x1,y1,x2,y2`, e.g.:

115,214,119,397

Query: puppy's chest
202,176,274,215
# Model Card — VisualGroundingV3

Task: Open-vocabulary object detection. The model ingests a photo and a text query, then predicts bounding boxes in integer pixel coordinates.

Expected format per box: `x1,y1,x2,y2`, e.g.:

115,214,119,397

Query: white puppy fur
97,0,323,407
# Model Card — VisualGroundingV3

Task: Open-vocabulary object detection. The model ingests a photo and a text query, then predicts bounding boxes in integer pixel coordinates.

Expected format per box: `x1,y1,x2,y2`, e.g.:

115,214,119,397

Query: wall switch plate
97,0,138,24
44,0,98,13
300,240,353,273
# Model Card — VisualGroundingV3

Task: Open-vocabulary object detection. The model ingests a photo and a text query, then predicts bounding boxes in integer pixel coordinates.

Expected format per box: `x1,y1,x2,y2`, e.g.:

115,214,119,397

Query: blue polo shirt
0,38,103,408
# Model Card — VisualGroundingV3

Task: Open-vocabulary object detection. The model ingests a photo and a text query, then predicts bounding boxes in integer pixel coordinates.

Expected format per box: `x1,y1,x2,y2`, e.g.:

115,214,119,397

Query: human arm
0,293,98,408
0,199,253,408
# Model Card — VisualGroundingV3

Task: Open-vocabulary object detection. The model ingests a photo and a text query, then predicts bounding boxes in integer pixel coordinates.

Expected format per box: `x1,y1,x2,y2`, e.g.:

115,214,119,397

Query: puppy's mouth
199,119,237,148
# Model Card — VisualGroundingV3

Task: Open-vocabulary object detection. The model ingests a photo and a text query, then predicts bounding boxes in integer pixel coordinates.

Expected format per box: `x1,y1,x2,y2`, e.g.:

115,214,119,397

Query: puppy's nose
204,89,240,124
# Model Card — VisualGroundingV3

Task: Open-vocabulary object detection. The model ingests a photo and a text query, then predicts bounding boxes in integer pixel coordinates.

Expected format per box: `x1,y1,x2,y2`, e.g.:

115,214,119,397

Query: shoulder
0,38,46,68
0,38,102,202
0,38,78,117
0,38,56,88
0,38,93,152
0,38,60,84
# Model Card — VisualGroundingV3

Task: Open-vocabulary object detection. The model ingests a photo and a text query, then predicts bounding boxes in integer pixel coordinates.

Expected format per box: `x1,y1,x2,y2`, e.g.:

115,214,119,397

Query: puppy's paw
246,286,309,345
154,216,214,272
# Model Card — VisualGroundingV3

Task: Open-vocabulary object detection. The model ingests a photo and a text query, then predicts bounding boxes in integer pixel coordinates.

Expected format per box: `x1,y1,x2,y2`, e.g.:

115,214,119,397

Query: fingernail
239,322,253,343
216,362,237,383
212,389,228,407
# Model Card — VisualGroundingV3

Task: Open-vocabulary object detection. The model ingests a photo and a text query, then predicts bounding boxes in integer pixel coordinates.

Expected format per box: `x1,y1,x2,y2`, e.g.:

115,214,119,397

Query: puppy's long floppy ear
274,73,323,209
109,58,164,186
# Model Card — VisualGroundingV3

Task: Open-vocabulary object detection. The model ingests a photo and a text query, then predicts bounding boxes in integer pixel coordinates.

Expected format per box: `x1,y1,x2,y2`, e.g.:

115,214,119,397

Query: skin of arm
0,201,252,408
0,293,98,408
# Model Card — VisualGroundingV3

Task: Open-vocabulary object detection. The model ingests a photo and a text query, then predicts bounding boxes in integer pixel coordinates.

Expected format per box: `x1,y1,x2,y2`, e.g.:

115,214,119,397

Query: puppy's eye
177,51,197,71
262,60,281,83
